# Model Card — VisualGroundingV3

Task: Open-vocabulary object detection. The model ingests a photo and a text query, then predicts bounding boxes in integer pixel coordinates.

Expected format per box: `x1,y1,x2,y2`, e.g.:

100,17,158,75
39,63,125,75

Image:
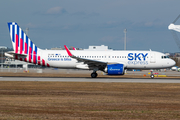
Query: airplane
168,14,180,32
168,24,180,32
5,22,176,79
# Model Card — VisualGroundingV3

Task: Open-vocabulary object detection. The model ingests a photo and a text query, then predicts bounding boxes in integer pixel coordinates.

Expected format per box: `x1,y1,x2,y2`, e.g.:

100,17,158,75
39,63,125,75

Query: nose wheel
150,70,154,79
150,74,154,79
91,72,98,78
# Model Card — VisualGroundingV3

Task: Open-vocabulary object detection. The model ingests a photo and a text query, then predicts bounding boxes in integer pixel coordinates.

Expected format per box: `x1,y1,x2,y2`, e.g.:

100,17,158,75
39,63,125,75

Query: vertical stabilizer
7,22,40,54
7,22,42,65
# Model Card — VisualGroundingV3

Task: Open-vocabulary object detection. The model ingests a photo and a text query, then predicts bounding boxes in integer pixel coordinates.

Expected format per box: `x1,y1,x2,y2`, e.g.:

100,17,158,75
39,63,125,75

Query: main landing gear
91,72,98,78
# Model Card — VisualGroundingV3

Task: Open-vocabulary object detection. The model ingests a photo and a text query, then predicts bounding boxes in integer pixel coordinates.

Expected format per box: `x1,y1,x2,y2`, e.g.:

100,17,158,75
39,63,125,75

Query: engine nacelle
104,64,124,75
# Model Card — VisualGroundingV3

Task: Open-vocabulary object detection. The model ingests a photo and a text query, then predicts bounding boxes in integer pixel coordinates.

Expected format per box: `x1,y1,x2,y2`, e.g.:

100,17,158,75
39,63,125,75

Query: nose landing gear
150,70,154,79
150,74,154,79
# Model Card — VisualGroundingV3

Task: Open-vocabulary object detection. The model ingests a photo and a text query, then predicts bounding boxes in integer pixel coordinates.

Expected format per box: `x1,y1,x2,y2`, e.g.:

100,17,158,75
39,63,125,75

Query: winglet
73,47,76,50
64,45,73,56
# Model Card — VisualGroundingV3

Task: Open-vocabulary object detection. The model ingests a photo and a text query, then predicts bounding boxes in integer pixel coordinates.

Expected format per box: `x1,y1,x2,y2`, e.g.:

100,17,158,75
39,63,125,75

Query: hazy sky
0,0,180,52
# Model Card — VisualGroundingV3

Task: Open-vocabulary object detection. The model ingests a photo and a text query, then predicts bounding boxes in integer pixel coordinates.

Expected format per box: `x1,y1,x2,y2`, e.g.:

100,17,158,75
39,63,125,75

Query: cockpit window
162,56,169,59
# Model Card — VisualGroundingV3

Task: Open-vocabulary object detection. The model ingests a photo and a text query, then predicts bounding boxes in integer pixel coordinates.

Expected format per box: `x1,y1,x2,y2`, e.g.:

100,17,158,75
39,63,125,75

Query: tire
91,73,97,78
150,74,154,79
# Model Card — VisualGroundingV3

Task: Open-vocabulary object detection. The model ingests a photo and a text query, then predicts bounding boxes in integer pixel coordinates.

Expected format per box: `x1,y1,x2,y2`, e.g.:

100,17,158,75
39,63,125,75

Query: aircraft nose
171,59,176,66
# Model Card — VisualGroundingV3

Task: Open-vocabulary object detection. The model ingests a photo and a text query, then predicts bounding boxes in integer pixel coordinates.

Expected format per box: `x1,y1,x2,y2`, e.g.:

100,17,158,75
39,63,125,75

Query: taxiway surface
0,77,180,83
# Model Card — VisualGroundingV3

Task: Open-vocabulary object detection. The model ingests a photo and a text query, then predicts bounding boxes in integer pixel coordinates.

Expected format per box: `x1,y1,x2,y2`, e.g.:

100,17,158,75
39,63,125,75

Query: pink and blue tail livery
7,22,40,65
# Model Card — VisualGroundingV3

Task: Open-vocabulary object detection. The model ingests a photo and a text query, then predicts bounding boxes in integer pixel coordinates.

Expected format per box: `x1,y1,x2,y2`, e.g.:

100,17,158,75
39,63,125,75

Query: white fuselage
7,22,176,77
38,50,175,70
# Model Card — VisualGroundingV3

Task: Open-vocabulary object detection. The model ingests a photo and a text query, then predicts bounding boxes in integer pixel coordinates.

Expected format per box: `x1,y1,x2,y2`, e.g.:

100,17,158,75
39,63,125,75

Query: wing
64,45,107,69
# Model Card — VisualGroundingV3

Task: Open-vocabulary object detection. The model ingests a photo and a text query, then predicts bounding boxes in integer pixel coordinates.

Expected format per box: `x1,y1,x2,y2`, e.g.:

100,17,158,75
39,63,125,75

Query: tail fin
7,22,41,64
7,22,40,55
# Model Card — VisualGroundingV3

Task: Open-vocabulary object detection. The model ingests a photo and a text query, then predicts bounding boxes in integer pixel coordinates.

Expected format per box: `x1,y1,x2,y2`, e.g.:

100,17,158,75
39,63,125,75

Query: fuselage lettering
128,53,148,65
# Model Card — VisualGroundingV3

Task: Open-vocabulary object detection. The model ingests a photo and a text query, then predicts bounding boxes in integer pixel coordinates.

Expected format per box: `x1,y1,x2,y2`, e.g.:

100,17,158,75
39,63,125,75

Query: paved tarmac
0,77,180,83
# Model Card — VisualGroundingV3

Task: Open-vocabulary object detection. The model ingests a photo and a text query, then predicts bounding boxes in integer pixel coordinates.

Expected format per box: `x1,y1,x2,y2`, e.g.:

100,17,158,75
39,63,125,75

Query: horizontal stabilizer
5,51,27,58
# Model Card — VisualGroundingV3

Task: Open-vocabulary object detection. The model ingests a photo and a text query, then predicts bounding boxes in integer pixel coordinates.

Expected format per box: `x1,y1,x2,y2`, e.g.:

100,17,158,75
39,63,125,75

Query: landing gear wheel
91,72,97,78
150,74,154,79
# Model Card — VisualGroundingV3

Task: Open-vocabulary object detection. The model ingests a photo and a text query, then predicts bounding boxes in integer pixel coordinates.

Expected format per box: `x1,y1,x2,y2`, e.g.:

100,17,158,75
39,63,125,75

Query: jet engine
104,64,124,75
